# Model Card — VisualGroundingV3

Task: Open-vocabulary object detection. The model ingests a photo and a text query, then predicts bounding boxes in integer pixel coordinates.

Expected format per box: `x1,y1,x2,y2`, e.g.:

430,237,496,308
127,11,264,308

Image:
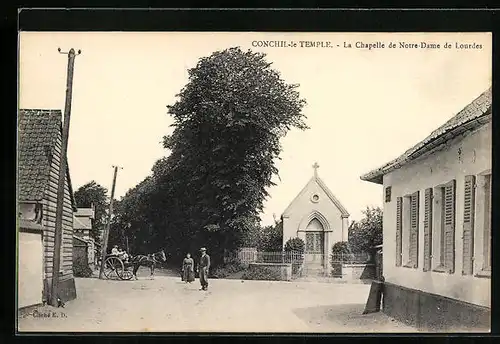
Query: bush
284,237,305,253
210,262,245,279
330,241,353,277
73,257,93,278
331,241,353,258
241,223,284,252
259,222,284,251
242,266,281,281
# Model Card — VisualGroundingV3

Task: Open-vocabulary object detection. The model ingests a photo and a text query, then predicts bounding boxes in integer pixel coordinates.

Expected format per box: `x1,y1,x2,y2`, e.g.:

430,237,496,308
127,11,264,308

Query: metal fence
255,251,304,264
223,247,257,264
330,252,372,264
224,250,372,265
223,249,304,264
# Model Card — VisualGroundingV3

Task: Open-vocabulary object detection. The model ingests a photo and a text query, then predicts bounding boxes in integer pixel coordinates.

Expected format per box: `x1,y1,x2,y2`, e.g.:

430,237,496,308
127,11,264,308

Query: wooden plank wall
42,133,74,282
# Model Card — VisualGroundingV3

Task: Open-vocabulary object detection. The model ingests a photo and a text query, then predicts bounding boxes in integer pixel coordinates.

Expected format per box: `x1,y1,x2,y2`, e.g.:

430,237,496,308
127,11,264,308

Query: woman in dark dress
182,253,195,283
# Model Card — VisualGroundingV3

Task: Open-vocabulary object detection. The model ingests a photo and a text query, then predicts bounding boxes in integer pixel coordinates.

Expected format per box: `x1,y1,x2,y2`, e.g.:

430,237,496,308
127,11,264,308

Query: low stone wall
383,282,490,331
340,263,376,281
248,263,292,281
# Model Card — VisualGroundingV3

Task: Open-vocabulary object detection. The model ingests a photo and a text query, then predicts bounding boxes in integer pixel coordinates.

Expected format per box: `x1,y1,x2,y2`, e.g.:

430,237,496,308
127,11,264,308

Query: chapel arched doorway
304,217,325,267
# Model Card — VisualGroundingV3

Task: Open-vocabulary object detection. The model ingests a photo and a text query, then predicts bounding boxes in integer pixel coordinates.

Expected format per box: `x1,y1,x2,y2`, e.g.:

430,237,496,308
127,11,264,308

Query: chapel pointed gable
281,174,349,219
281,163,350,254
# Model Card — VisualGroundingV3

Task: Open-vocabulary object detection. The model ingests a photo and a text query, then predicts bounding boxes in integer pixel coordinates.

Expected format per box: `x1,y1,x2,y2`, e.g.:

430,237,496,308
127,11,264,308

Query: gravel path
18,272,417,333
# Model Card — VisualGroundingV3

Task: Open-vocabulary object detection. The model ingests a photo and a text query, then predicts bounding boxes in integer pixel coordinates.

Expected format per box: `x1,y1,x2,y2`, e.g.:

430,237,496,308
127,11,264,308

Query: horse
128,250,167,280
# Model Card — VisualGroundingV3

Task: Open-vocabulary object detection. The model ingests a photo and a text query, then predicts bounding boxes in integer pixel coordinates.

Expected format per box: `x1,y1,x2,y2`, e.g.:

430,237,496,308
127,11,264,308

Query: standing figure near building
198,248,210,291
182,253,195,283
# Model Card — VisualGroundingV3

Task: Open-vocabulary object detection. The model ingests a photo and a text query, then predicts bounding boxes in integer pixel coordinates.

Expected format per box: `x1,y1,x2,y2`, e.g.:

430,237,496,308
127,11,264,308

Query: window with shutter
483,174,491,271
409,191,419,268
423,188,433,272
462,175,476,275
396,197,403,267
438,187,446,267
444,180,456,273
385,186,392,203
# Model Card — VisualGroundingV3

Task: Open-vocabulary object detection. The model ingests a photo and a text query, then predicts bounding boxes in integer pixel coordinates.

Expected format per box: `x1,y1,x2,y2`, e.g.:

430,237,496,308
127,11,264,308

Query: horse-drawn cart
101,250,167,281
103,255,134,280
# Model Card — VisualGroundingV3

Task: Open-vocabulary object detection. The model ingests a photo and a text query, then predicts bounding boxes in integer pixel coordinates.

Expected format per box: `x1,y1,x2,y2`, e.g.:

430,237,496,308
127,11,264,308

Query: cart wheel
120,270,134,280
104,256,124,280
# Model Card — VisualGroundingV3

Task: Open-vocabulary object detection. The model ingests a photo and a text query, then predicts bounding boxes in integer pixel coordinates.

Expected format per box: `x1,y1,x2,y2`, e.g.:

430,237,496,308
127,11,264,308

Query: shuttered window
409,191,419,268
462,175,476,275
444,180,456,273
396,197,403,267
438,187,446,267
423,188,433,271
483,174,491,271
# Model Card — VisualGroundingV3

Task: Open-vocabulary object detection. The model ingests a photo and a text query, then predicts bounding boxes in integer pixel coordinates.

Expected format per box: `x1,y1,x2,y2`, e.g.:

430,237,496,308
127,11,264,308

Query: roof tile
18,109,77,209
360,87,492,183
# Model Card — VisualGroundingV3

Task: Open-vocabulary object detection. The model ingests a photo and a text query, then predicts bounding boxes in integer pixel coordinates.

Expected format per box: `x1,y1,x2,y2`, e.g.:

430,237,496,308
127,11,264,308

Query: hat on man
200,247,207,252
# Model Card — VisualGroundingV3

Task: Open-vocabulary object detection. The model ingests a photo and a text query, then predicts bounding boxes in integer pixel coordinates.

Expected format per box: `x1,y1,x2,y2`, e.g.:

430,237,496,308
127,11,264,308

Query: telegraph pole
99,165,122,279
50,48,81,307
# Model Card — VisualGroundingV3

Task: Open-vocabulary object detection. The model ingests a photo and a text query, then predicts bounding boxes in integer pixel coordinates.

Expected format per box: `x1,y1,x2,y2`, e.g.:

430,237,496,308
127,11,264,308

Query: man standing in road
198,247,210,291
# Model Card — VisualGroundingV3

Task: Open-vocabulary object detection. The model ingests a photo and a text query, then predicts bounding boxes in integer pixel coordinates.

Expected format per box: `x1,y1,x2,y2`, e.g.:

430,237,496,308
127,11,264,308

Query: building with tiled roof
74,205,96,265
360,87,491,331
18,109,78,308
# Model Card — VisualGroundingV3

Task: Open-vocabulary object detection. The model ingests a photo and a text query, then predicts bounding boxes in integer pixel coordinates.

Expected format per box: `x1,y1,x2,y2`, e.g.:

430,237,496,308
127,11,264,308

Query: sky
19,32,492,226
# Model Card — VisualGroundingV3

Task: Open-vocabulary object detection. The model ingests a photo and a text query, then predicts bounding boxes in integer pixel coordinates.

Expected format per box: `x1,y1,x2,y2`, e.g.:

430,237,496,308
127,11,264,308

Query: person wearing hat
111,245,119,256
197,247,210,291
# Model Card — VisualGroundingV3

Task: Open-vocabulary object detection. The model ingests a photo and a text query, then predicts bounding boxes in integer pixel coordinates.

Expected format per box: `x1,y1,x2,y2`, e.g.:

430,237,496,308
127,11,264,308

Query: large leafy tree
240,221,283,251
74,181,108,243
348,206,383,253
107,176,160,255
160,47,307,260
115,47,307,266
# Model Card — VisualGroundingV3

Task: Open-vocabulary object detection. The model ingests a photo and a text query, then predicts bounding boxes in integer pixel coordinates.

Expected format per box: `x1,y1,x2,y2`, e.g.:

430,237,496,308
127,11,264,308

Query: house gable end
18,109,77,211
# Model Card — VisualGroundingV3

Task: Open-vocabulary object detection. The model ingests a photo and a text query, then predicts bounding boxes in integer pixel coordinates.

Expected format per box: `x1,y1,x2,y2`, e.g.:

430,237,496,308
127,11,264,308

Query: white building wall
382,122,491,307
282,180,345,249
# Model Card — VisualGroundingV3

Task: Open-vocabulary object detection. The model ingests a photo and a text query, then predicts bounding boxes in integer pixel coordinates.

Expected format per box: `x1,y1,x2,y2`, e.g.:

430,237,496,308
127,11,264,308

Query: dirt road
18,273,417,333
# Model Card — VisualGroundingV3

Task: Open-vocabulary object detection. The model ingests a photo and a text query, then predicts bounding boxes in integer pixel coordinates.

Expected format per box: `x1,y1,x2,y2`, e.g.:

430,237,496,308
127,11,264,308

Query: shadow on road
292,303,417,333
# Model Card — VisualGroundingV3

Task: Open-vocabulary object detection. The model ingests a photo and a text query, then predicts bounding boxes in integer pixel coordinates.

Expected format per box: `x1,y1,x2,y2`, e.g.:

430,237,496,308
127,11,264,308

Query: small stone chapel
281,163,350,273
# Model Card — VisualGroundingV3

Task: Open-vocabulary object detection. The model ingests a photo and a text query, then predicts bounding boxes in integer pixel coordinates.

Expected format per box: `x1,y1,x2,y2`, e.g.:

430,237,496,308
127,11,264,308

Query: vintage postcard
17,31,491,333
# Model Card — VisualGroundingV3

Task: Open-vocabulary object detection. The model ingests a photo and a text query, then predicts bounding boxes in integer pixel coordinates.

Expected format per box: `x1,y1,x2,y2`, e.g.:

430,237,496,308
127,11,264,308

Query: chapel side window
306,232,314,252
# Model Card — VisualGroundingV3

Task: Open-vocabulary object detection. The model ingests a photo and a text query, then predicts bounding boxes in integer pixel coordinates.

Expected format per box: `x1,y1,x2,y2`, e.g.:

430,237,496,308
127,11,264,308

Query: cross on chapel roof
313,162,319,178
